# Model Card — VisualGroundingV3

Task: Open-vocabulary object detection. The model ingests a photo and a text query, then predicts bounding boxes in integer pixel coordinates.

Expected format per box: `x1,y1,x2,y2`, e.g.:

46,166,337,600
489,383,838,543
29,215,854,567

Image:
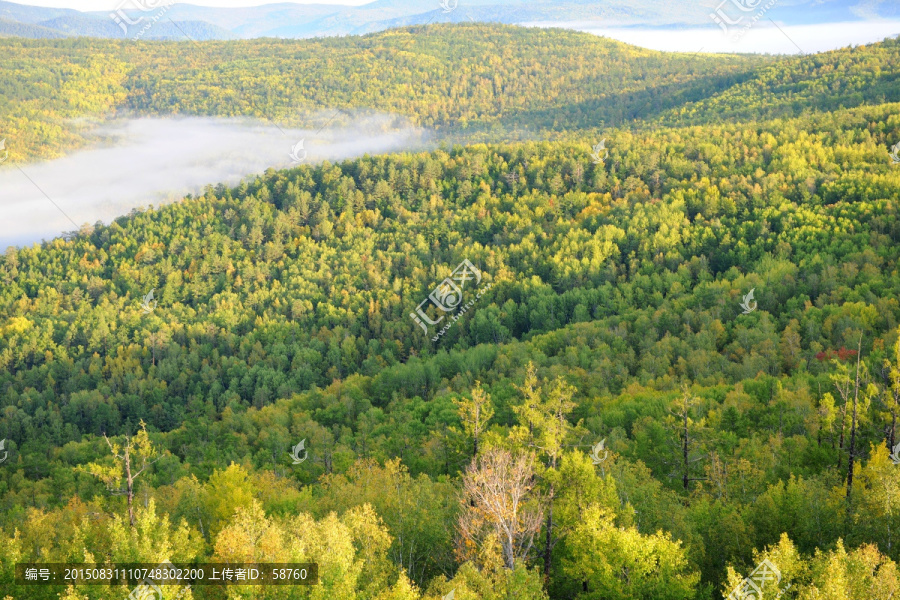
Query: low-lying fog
0,114,429,248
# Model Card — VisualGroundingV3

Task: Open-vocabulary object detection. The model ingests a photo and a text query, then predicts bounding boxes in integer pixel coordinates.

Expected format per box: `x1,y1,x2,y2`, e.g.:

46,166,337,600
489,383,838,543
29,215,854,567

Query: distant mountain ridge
0,0,891,40
0,15,67,37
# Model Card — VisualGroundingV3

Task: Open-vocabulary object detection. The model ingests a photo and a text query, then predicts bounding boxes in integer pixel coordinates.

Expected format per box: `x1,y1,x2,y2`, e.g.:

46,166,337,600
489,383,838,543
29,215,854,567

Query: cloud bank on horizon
545,19,900,55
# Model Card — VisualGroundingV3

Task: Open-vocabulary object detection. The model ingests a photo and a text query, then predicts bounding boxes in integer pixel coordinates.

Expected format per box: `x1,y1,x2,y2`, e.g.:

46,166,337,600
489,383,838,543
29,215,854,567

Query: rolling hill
0,25,768,162
2,20,900,600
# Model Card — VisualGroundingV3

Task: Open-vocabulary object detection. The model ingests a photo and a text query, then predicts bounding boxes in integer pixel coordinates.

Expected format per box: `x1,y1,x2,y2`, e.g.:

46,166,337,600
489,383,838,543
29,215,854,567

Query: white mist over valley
0,114,428,247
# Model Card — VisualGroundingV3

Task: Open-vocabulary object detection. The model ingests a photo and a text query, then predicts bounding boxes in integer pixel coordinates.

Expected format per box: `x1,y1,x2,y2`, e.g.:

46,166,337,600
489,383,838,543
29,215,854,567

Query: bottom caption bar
16,562,318,586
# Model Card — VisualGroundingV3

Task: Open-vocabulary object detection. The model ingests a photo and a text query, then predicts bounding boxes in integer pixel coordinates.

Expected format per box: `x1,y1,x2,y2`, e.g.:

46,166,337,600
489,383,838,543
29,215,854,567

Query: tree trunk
846,340,862,502
543,496,553,581
125,450,135,527
505,532,516,570
891,411,896,451
837,403,846,471
683,408,690,491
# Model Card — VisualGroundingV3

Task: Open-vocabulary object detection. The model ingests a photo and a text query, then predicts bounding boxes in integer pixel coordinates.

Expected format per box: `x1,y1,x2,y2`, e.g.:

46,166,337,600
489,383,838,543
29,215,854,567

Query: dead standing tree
666,388,708,494
831,337,874,506
85,419,161,527
457,448,544,571
880,338,900,452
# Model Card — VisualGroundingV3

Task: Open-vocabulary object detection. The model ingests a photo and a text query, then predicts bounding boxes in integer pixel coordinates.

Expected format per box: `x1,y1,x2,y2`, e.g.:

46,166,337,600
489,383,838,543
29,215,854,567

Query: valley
1,14,900,600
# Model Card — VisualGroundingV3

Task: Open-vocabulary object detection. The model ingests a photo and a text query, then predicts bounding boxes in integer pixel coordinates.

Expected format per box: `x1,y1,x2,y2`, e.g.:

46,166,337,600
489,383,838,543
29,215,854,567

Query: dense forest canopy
2,24,767,161
3,25,898,162
2,22,900,600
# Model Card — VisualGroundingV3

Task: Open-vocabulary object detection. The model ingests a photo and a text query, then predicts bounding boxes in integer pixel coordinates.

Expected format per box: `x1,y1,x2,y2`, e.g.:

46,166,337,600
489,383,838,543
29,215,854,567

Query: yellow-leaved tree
564,504,699,600
83,419,160,527
214,499,406,600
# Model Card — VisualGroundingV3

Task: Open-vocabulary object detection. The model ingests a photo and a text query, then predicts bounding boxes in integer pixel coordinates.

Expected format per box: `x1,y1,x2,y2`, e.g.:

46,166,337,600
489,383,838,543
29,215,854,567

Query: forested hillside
2,22,900,600
658,36,900,127
0,18,66,38
2,97,900,598
1,25,764,161
5,26,900,166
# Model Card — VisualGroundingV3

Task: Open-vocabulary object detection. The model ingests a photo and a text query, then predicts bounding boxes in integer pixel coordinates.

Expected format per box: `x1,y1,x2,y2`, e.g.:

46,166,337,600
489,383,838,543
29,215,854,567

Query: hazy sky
15,0,367,8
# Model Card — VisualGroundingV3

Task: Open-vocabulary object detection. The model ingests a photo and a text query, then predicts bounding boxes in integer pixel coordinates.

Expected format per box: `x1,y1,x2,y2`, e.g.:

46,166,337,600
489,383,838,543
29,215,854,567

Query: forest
1,22,900,600
2,24,767,161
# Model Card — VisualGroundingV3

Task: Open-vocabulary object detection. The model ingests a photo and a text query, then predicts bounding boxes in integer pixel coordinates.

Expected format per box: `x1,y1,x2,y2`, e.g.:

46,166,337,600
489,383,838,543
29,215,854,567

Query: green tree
456,382,495,459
